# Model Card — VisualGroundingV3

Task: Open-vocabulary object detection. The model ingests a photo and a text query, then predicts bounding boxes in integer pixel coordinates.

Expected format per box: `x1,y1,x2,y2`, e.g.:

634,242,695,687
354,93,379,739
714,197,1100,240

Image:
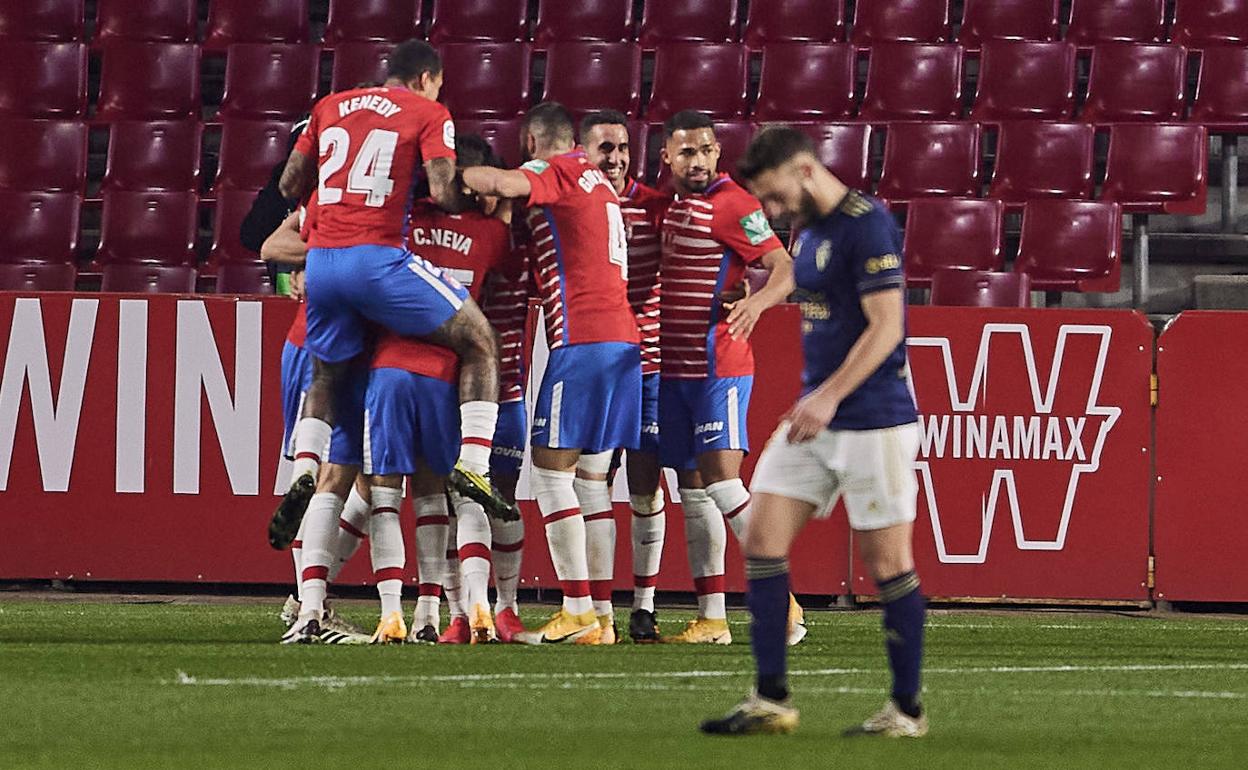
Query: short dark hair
523,101,575,146
456,133,504,170
387,39,442,83
737,126,816,181
580,110,629,141
663,110,714,140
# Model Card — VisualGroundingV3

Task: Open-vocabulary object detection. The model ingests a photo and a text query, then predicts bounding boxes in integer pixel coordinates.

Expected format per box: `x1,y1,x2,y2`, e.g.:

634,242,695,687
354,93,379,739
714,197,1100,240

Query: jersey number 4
318,127,397,208
607,202,627,281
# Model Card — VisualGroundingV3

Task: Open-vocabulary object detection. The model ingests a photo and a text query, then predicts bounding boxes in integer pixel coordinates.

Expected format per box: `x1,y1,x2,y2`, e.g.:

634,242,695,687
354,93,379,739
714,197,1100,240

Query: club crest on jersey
739,210,774,246
815,241,832,271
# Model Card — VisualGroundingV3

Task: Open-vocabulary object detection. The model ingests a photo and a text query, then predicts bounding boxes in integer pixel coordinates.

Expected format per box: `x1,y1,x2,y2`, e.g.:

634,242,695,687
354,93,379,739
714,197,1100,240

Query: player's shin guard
879,571,926,718
328,485,369,582
630,488,666,612
746,557,792,702
706,479,751,542
290,418,331,482
681,487,727,619
490,518,524,615
298,492,344,617
369,486,405,617
454,494,492,616
458,401,499,476
532,465,592,616
576,452,616,619
413,494,450,618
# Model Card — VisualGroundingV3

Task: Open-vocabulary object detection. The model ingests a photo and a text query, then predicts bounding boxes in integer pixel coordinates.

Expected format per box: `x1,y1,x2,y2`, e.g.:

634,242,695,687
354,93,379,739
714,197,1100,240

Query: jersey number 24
318,127,397,208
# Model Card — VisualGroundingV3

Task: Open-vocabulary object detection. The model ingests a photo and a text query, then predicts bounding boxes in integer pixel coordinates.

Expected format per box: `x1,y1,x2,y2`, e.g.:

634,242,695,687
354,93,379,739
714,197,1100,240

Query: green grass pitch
1,597,1245,769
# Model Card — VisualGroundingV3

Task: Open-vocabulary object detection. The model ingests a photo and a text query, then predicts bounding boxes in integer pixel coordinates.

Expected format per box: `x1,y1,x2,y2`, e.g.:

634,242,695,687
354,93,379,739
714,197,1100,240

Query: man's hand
784,390,839,443
726,291,770,340
289,270,306,301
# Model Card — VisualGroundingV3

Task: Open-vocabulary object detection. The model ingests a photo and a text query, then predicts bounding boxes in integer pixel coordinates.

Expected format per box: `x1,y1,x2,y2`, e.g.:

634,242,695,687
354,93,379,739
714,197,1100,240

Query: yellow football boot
515,608,599,645
787,594,808,646
469,604,497,644
369,611,408,645
573,614,617,645
663,617,732,644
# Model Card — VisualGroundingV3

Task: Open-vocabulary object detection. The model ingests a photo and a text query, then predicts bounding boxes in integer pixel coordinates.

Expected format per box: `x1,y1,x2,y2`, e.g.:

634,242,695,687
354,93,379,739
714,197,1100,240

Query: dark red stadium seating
790,122,874,192
0,191,79,264
428,0,527,44
860,43,963,122
323,0,421,47
215,262,273,294
95,43,201,122
878,122,981,202
930,268,1031,307
94,0,196,45
0,262,77,291
1016,200,1122,292
209,188,261,265
101,263,197,293
1101,124,1209,214
1191,46,1248,132
648,44,749,120
744,0,845,48
96,190,198,266
639,0,738,47
0,0,83,41
1066,0,1166,47
0,42,87,118
330,41,394,92
901,198,1004,286
214,119,295,192
455,118,525,169
0,120,87,193
753,44,856,122
988,122,1095,206
533,0,634,47
437,43,531,119
542,42,642,118
958,0,1060,51
102,121,202,192
970,41,1077,122
851,0,950,47
203,0,311,51
218,44,320,121
1082,44,1187,124
654,120,752,189
1172,0,1248,48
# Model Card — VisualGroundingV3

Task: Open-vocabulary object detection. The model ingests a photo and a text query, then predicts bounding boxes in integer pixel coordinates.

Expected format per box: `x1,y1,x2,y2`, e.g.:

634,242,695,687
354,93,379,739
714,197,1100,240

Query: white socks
454,494,492,616
443,512,465,619
577,451,616,619
298,491,344,618
706,478,751,541
290,417,331,481
490,517,524,615
291,516,307,602
369,485,405,617
680,487,727,620
328,484,369,582
458,401,499,475
413,493,450,610
532,465,592,616
630,488,666,612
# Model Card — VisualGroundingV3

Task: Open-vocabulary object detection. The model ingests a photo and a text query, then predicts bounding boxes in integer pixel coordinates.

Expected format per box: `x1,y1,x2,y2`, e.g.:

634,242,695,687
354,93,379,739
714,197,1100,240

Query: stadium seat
0,191,79,264
203,0,311,51
102,121,202,193
902,198,1004,286
93,0,196,45
95,43,201,122
988,122,1096,206
209,188,261,265
437,43,531,119
214,119,296,192
1102,123,1208,214
1081,44,1187,124
542,42,642,119
455,118,525,169
215,262,273,294
970,41,1077,122
930,268,1031,307
877,122,981,202
860,43,963,122
0,42,86,118
789,122,874,192
655,120,752,189
1016,200,1122,292
97,190,198,266
0,0,83,41
330,41,394,92
958,0,1060,51
323,0,421,47
427,0,527,44
753,43,856,122
0,120,87,193
1191,46,1248,132
101,263,197,293
639,0,738,47
851,0,951,47
533,0,634,47
218,44,320,121
648,44,749,120
744,0,845,48
0,262,77,291
1065,0,1166,47
1172,0,1248,48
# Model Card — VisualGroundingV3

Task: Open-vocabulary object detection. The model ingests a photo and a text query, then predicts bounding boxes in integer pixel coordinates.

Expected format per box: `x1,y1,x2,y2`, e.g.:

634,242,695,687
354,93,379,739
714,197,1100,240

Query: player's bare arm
259,211,307,265
462,166,533,200
785,287,905,442
278,149,315,203
426,156,468,213
726,246,795,340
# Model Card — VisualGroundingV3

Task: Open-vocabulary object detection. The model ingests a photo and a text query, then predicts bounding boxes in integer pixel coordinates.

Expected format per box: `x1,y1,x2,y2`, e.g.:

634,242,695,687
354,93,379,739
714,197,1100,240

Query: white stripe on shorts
406,256,465,312
362,408,373,476
289,389,307,457
727,386,740,449
550,381,564,447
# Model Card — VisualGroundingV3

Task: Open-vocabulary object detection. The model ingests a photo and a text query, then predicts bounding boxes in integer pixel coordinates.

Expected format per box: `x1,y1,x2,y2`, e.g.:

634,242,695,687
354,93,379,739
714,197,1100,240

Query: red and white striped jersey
481,243,531,403
620,178,670,376
519,151,638,349
659,173,783,379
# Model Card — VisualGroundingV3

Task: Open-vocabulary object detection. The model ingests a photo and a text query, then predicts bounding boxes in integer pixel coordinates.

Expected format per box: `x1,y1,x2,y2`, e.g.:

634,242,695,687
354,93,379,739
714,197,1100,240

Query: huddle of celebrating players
263,39,929,738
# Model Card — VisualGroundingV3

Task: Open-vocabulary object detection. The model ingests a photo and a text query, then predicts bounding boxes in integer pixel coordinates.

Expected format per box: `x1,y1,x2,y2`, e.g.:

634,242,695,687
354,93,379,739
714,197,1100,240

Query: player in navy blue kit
701,127,927,737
